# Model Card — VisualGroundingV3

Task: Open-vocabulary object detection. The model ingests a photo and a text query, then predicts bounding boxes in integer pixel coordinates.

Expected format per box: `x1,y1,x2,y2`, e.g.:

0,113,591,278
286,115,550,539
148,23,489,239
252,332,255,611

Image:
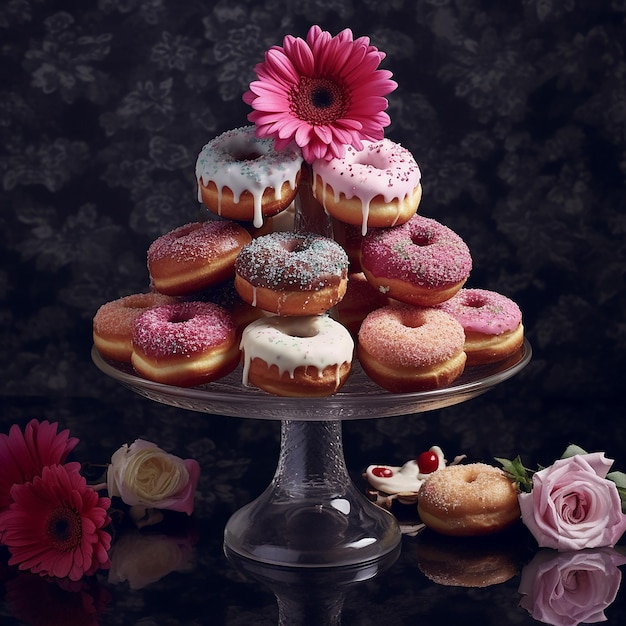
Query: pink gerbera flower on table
0,464,112,581
0,419,79,511
243,25,397,163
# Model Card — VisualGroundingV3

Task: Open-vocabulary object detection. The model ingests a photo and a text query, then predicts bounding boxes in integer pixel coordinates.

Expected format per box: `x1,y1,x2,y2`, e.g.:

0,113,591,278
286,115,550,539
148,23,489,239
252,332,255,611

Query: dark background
1,1,625,624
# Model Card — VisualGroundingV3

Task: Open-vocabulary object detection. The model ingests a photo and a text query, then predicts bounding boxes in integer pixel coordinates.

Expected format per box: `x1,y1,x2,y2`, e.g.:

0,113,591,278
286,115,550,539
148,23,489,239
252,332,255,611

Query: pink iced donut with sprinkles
360,214,472,307
195,126,303,228
147,220,252,297
131,301,240,387
312,139,422,235
437,288,524,365
357,303,467,392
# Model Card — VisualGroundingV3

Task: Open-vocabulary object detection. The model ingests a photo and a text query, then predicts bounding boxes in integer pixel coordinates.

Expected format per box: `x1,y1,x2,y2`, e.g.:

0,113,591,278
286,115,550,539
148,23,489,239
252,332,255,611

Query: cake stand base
224,420,401,568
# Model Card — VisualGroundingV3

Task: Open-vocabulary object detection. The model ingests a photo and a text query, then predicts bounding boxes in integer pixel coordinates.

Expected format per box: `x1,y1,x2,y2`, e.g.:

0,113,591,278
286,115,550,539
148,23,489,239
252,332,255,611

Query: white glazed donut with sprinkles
195,126,303,228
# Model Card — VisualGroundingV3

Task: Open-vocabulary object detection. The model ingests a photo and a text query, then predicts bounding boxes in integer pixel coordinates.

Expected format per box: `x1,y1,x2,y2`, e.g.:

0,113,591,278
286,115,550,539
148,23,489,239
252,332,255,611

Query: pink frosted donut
147,220,252,296
312,139,422,235
195,126,303,228
357,303,467,392
437,289,524,365
360,214,472,307
93,292,178,363
131,301,240,387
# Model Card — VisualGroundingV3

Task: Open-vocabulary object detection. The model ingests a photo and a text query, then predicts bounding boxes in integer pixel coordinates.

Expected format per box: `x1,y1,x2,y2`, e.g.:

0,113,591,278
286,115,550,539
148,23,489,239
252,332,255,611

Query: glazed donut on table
357,303,467,392
131,301,240,387
93,292,178,363
417,463,521,536
147,220,252,296
234,231,349,316
360,214,472,307
312,139,422,236
436,288,524,365
195,125,303,228
240,315,354,397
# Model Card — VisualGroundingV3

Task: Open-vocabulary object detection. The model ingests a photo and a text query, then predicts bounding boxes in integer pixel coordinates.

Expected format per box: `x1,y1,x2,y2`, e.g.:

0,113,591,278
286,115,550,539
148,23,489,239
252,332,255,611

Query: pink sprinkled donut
312,139,422,235
131,301,239,387
234,231,349,316
93,292,178,363
357,303,467,392
437,288,524,365
360,214,472,307
147,220,252,296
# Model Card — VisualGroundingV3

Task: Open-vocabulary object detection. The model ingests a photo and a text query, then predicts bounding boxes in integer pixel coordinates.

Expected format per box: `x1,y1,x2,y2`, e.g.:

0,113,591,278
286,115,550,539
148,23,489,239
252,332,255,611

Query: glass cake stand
92,339,531,569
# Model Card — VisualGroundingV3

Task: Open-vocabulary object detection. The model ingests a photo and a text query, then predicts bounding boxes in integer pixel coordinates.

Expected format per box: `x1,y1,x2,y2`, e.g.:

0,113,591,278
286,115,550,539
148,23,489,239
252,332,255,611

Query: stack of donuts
93,124,524,395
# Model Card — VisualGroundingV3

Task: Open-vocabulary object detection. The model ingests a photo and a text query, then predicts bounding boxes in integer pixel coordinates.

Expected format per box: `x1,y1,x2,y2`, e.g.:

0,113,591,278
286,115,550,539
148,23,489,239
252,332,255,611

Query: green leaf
608,471,626,514
495,455,533,492
561,444,588,459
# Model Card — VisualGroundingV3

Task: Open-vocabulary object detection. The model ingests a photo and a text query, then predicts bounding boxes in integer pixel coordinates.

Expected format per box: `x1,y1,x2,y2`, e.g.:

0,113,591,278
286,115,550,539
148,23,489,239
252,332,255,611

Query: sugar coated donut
131,301,239,387
234,231,349,316
312,139,422,235
358,304,466,392
93,292,178,362
147,220,252,297
336,272,389,336
360,214,472,307
417,463,521,536
195,126,303,228
436,288,524,365
240,315,354,397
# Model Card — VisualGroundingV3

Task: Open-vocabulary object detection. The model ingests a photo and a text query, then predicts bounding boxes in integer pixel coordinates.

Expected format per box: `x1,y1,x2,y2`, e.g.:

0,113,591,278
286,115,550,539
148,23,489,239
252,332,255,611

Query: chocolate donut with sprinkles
234,231,349,316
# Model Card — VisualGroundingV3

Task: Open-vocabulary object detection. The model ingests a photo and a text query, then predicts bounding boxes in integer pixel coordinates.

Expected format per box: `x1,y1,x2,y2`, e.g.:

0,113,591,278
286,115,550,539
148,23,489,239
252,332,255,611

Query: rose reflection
519,547,626,626
108,530,195,590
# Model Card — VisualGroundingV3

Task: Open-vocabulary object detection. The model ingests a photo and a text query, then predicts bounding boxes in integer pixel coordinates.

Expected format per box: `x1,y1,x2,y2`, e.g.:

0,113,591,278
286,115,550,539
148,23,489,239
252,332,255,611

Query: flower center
291,77,348,125
47,506,82,551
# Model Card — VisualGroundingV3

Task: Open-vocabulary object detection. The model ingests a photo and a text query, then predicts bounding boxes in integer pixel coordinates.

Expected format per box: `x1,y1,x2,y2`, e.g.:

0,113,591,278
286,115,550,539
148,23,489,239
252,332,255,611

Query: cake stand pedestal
92,340,531,569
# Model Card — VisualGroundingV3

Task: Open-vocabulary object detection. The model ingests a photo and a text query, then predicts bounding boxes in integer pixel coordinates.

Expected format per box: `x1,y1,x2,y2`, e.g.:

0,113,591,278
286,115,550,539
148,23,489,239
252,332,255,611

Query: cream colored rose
107,439,200,515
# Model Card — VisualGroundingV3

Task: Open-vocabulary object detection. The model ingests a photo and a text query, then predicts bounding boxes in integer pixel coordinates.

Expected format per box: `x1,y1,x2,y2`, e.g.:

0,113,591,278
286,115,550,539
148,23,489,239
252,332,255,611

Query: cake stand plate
92,340,531,568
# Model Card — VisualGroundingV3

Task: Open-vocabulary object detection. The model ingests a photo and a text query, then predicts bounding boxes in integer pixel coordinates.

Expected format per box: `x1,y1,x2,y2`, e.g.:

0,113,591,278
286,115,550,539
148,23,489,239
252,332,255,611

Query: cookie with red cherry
363,446,466,509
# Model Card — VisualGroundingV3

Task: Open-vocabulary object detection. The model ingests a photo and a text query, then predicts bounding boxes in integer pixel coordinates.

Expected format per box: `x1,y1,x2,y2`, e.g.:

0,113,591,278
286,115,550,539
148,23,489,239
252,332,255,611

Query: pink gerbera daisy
0,419,80,511
0,464,112,581
243,25,397,163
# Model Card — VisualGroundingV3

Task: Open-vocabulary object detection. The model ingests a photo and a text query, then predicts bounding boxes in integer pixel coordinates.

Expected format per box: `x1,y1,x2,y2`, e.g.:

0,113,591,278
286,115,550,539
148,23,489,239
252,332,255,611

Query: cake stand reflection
92,339,531,569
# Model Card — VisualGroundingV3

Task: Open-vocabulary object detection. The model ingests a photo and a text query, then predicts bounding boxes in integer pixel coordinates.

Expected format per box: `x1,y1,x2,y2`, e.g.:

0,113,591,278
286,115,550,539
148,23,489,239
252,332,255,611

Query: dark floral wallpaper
1,1,626,622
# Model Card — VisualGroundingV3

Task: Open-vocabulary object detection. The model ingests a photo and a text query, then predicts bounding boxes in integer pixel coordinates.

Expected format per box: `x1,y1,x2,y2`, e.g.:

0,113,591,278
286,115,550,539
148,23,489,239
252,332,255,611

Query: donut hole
282,239,310,255
411,232,433,247
231,149,265,161
285,328,318,339
169,311,194,324
355,152,390,171
464,294,488,308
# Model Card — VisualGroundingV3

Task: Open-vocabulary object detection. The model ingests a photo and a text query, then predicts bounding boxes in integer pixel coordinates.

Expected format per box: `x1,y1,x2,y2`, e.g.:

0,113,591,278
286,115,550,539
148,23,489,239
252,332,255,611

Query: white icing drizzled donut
240,315,354,397
195,126,303,228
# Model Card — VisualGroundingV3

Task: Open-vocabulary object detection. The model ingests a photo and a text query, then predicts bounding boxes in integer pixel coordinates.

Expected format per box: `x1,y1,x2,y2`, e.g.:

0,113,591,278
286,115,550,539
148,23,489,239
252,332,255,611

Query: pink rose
519,548,626,626
107,439,200,515
518,452,626,551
